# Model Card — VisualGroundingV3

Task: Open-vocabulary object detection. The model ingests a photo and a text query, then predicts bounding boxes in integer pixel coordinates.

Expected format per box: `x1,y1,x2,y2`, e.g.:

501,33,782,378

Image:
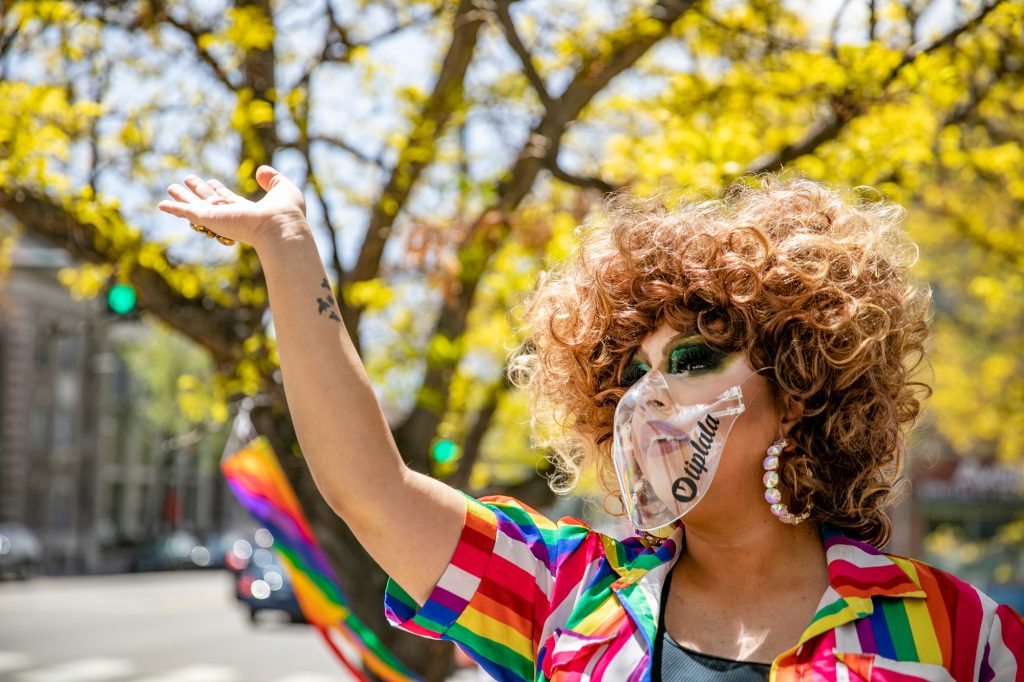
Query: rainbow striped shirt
385,495,1024,681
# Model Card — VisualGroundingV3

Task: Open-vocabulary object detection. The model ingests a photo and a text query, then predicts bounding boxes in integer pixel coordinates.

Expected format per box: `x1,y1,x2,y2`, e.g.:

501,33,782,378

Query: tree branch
744,92,861,175
546,159,618,194
303,166,348,317
0,188,244,364
294,3,444,91
980,117,1023,146
490,0,696,208
348,0,488,333
359,4,446,50
392,0,696,470
828,0,854,60
448,379,506,490
235,0,278,168
289,105,357,344
488,0,553,110
162,14,237,90
942,51,1008,129
881,0,1004,91
309,134,386,168
745,0,1005,176
280,35,358,342
293,1,352,91
0,22,19,80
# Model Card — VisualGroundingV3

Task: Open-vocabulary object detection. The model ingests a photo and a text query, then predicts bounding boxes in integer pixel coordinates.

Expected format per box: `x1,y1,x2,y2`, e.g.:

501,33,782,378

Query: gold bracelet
190,223,235,246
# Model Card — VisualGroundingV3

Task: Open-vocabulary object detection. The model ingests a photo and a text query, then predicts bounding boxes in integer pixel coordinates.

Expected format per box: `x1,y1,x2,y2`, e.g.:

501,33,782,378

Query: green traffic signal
107,283,137,315
431,439,460,463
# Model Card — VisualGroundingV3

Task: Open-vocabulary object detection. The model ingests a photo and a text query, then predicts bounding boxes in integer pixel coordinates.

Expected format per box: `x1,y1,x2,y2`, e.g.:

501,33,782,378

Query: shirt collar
606,523,924,596
605,522,927,649
818,523,926,601
797,523,927,645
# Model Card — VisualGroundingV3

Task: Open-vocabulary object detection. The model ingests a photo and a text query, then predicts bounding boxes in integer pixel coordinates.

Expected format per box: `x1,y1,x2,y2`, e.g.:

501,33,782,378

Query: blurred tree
115,322,226,434
113,322,232,536
0,0,1021,677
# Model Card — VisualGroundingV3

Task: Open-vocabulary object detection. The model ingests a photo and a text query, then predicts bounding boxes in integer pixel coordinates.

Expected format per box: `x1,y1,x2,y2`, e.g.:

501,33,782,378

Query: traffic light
431,439,460,464
106,283,138,317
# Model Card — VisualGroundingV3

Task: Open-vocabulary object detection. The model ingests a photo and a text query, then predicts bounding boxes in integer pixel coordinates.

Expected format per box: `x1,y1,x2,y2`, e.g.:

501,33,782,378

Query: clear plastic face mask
611,355,763,532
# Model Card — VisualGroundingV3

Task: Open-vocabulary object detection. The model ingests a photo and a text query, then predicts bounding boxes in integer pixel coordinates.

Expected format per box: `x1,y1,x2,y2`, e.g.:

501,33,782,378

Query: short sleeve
981,603,1024,681
384,493,593,682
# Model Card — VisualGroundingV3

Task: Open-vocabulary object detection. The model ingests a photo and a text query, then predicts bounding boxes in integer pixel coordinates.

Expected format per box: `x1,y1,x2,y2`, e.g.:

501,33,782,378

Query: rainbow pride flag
222,435,422,682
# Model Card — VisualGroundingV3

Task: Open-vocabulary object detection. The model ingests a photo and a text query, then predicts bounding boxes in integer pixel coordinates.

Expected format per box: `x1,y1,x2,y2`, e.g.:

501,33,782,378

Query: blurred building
909,453,1024,611
0,232,241,574
913,456,1023,537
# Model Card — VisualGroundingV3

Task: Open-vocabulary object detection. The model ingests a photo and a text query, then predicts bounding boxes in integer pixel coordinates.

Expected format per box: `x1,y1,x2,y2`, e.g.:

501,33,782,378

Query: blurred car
235,557,306,624
131,529,202,572
224,527,275,574
193,530,252,569
0,523,42,580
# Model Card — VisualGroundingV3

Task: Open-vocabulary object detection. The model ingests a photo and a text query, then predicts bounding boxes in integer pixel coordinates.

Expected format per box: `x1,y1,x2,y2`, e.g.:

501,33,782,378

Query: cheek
719,399,780,481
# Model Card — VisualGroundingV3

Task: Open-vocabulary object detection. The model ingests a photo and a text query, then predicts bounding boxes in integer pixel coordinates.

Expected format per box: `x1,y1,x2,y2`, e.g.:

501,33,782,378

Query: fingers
255,165,281,192
157,199,211,225
163,182,209,221
207,178,238,203
157,200,191,219
184,174,218,201
158,174,252,244
166,183,197,204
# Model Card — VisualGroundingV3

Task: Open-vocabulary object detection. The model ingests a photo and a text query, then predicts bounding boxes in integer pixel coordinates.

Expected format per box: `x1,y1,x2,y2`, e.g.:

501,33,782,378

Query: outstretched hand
157,165,307,249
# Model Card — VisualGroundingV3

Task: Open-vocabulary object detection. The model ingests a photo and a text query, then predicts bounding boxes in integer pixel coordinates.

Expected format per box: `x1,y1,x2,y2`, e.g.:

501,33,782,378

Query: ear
779,393,804,442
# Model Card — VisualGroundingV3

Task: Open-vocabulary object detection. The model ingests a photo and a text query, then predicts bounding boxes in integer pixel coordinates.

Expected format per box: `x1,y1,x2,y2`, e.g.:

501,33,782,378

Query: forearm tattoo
316,278,341,322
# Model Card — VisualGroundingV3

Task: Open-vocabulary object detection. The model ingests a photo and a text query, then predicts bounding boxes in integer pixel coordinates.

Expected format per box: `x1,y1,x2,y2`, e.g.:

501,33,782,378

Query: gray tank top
653,570,771,682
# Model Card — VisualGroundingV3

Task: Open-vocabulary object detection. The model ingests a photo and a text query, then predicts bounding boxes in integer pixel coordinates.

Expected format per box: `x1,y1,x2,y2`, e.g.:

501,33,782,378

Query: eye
621,361,651,387
668,342,728,374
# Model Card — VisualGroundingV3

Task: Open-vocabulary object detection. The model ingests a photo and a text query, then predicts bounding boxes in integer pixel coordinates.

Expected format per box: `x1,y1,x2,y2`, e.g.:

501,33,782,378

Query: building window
53,405,74,450
56,334,78,371
29,401,49,455
34,323,52,370
49,478,72,532
110,482,125,533
115,356,131,398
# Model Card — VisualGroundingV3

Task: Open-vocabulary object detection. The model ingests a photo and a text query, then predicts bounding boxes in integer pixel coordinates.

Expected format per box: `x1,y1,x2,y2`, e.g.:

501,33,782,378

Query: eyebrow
633,333,703,368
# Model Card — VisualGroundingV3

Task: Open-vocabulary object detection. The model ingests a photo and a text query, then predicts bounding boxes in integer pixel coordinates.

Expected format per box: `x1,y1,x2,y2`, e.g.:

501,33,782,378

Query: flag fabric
222,435,422,682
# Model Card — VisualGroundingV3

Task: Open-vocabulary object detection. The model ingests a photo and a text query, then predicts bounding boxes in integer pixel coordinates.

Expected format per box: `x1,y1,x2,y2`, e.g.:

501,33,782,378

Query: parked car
131,530,202,572
224,527,275,574
0,523,41,580
194,530,252,569
235,558,306,624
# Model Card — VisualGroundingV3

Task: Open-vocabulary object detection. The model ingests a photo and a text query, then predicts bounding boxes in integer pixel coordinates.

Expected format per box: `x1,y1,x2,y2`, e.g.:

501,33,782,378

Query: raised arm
157,166,464,604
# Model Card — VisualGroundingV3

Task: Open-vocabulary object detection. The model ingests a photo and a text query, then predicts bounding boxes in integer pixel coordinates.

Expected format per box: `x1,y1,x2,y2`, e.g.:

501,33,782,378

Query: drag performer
159,169,1024,680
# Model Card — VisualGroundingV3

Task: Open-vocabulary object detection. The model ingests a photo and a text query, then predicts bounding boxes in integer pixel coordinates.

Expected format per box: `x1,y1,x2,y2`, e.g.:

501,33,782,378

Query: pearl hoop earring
763,437,812,525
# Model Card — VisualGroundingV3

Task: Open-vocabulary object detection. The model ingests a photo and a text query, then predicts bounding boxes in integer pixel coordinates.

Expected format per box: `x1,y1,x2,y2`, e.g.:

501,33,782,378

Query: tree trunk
250,400,455,682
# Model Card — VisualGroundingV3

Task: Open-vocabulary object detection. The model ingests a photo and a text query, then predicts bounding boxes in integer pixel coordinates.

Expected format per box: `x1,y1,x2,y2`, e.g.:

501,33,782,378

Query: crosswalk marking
129,665,237,682
0,653,349,682
0,652,32,673
14,657,136,682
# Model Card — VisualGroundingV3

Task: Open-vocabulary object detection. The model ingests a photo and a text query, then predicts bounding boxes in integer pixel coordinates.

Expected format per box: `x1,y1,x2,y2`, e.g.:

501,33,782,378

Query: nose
625,370,673,416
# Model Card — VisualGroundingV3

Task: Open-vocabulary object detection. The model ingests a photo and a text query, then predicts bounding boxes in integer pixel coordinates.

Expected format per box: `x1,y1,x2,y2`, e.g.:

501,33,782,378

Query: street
0,571,347,682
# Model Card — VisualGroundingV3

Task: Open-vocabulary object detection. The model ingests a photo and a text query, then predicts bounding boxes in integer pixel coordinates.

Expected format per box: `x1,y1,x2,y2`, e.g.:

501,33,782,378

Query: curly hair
509,174,932,548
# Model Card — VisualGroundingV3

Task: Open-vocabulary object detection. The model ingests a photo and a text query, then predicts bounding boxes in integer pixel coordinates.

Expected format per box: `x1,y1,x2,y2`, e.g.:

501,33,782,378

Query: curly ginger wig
510,175,931,548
